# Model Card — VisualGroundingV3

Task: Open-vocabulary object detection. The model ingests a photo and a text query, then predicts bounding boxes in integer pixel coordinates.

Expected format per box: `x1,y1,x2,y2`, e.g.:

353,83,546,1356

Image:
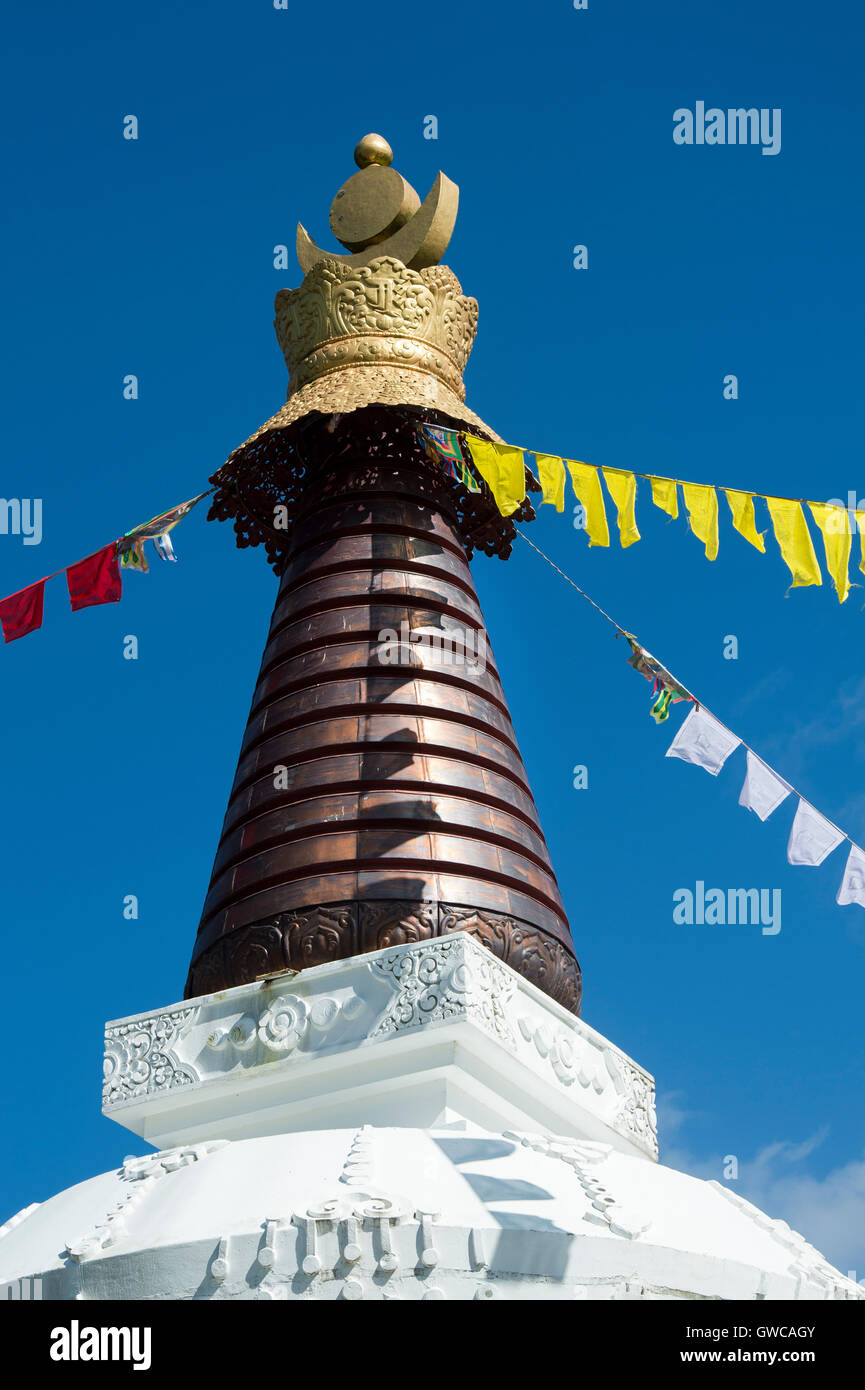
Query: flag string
0,489,213,642
0,489,214,605
416,422,863,605
516,531,852,850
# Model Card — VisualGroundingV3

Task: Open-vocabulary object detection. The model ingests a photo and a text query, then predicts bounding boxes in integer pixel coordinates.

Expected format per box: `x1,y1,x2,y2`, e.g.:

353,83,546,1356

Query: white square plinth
103,935,657,1160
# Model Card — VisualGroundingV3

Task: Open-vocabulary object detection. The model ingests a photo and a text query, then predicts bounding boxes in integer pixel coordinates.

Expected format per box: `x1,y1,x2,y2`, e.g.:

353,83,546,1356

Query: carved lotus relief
257,996,309,1053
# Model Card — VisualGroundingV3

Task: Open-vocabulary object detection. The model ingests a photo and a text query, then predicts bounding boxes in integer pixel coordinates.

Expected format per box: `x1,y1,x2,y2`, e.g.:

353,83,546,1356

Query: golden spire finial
296,135,459,273
329,136,420,253
353,133,393,168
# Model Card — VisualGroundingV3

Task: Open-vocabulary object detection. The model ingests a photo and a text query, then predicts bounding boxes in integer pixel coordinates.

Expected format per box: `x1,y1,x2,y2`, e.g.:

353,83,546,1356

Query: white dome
1,1125,859,1301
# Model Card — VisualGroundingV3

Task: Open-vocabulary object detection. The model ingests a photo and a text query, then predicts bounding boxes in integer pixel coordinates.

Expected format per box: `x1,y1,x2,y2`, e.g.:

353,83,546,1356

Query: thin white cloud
658,1100,865,1280
731,667,792,718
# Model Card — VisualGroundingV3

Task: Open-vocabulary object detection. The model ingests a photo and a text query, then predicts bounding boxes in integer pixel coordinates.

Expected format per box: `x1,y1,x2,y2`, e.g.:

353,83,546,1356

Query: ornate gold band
291,333,467,400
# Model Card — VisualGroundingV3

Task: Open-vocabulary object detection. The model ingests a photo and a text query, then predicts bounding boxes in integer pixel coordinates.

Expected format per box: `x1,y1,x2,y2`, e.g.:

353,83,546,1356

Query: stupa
0,137,860,1302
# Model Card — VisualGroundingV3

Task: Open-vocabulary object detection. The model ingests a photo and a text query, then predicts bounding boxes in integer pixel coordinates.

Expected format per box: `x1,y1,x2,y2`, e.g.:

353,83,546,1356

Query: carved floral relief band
186,900,582,1017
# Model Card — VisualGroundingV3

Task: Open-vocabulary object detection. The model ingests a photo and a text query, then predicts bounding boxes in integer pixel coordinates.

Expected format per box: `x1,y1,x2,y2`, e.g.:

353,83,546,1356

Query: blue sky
1,0,864,1276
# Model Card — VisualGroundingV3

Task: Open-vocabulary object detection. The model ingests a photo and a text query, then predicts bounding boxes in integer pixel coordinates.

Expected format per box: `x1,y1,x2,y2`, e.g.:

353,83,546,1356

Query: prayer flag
787,799,844,867
601,468,641,547
66,544,122,611
153,532,177,562
650,477,678,519
465,437,526,517
837,844,865,909
566,461,610,548
118,492,207,569
725,490,766,552
682,483,719,561
738,750,791,821
808,502,851,603
765,497,822,589
535,454,566,512
665,706,741,776
418,423,481,494
118,537,149,572
418,424,464,467
0,580,45,643
625,635,693,723
459,459,481,494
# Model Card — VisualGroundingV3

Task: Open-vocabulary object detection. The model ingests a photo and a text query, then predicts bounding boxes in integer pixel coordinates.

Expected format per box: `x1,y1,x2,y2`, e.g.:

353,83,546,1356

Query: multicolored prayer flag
417,424,481,493
117,537,149,572
117,492,207,571
625,634,695,723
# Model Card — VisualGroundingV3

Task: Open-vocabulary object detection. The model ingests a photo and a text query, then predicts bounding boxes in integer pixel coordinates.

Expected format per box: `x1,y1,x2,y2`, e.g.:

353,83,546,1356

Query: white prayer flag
738,750,791,822
787,798,845,867
665,707,741,776
836,844,865,908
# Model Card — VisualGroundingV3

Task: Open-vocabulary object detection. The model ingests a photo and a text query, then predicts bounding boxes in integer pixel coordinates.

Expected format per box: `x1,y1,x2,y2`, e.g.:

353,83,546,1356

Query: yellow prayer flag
724,490,766,552
681,483,719,561
566,460,610,547
649,476,678,519
535,454,566,513
765,497,822,589
808,502,851,603
464,437,526,517
601,468,641,547
856,512,865,576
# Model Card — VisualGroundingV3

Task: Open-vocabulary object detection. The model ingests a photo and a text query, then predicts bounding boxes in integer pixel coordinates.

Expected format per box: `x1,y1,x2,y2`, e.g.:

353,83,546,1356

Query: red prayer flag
0,580,45,643
67,544,122,612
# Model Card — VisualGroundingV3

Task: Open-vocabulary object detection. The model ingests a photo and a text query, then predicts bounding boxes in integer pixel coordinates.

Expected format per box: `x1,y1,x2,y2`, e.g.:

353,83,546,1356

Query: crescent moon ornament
296,135,459,275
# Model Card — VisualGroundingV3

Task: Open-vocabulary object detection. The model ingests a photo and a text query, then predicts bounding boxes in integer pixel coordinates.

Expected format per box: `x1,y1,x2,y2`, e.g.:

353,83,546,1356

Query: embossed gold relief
220,135,497,458
274,256,478,403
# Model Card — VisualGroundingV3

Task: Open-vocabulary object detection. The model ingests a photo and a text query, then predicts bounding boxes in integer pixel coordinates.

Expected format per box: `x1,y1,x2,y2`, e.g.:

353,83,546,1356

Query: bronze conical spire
186,139,581,1014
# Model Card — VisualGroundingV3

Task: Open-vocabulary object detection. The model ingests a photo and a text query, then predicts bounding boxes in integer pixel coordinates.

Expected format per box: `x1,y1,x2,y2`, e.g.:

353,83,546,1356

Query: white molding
103,936,657,1160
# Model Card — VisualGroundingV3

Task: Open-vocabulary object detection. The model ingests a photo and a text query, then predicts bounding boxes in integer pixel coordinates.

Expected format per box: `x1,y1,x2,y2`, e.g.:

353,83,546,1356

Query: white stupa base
0,937,860,1301
0,1125,860,1301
